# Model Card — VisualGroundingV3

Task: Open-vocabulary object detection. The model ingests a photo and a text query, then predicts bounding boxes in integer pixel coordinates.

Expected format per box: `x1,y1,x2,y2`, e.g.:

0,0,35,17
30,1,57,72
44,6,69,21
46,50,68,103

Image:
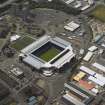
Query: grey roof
23,55,44,69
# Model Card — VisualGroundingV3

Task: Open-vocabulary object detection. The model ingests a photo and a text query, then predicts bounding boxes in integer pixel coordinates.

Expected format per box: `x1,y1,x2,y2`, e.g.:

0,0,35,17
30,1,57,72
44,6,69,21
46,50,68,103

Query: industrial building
64,21,80,32
20,35,75,76
83,51,93,62
62,82,94,105
62,44,105,105
61,0,94,11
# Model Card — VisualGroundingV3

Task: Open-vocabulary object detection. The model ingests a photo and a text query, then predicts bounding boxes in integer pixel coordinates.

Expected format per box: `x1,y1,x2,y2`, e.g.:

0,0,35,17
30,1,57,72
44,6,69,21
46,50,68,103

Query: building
62,82,94,105
83,51,93,62
20,35,75,76
92,62,105,73
27,96,38,105
64,21,80,32
61,0,94,11
88,46,98,52
10,67,24,79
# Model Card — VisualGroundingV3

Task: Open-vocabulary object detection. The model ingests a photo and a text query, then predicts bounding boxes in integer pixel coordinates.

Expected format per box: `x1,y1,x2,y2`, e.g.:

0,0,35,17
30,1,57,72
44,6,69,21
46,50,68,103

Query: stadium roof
21,35,75,70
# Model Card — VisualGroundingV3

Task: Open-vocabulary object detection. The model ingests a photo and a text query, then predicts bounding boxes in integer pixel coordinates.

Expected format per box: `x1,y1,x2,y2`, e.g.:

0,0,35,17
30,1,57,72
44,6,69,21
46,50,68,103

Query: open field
40,47,60,62
0,39,3,46
0,39,5,48
11,36,34,51
90,5,105,22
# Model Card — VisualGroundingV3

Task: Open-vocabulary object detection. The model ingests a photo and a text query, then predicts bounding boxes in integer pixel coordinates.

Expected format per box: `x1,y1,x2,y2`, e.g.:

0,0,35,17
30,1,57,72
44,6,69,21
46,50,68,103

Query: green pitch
90,5,105,22
40,47,61,62
11,36,34,51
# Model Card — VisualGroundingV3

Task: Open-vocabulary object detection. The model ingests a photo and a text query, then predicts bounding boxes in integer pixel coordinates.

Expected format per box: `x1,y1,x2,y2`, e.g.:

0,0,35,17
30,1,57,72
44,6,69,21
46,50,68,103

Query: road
44,69,72,105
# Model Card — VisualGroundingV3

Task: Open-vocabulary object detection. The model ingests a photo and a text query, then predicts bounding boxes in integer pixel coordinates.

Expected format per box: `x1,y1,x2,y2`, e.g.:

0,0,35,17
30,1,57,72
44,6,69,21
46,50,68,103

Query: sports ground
31,41,64,62
11,36,34,51
39,47,61,62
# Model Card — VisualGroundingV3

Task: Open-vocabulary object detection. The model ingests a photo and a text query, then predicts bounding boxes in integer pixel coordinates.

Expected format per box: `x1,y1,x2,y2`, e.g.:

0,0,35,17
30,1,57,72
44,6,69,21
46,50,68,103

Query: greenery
0,39,4,47
11,36,34,51
90,5,105,22
40,47,61,62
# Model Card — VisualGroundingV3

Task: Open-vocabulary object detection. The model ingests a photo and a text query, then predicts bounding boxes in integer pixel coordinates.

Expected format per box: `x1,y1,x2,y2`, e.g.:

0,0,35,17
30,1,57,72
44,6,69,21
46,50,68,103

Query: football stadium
20,35,75,76
31,41,64,62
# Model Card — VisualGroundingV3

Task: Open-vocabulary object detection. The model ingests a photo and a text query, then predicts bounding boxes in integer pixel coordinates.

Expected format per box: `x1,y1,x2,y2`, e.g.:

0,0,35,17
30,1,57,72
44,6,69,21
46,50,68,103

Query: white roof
92,62,105,73
65,0,74,4
88,76,105,86
48,0,52,2
64,21,80,32
83,51,93,61
22,35,75,70
64,26,74,32
88,0,94,5
19,53,25,57
10,35,21,42
67,21,80,28
91,88,98,94
80,66,96,76
81,5,90,11
44,63,52,68
88,46,97,52
23,55,44,69
48,46,75,69
88,72,105,86
79,49,85,55
21,35,50,54
74,2,81,8
95,73,105,84
11,68,23,76
63,94,85,105
51,49,75,69
101,43,105,48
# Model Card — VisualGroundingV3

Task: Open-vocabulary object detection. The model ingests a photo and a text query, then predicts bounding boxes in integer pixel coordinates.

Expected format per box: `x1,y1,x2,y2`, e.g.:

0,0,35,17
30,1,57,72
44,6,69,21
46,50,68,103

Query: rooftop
21,35,75,70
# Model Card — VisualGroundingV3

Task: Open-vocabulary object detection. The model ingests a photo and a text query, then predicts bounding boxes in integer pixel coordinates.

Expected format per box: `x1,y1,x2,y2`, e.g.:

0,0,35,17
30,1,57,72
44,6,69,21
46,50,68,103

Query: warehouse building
64,21,80,32
61,0,94,11
62,82,94,105
83,51,93,62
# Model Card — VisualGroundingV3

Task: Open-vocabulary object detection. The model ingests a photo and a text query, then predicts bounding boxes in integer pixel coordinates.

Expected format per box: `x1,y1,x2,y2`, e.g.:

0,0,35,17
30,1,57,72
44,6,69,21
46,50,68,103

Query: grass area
90,5,105,22
0,39,4,47
40,47,60,62
11,36,34,51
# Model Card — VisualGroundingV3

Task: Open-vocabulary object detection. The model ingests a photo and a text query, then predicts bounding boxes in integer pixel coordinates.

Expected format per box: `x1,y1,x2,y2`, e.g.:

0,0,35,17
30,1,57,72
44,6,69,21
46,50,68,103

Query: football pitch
11,36,34,51
40,47,61,62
